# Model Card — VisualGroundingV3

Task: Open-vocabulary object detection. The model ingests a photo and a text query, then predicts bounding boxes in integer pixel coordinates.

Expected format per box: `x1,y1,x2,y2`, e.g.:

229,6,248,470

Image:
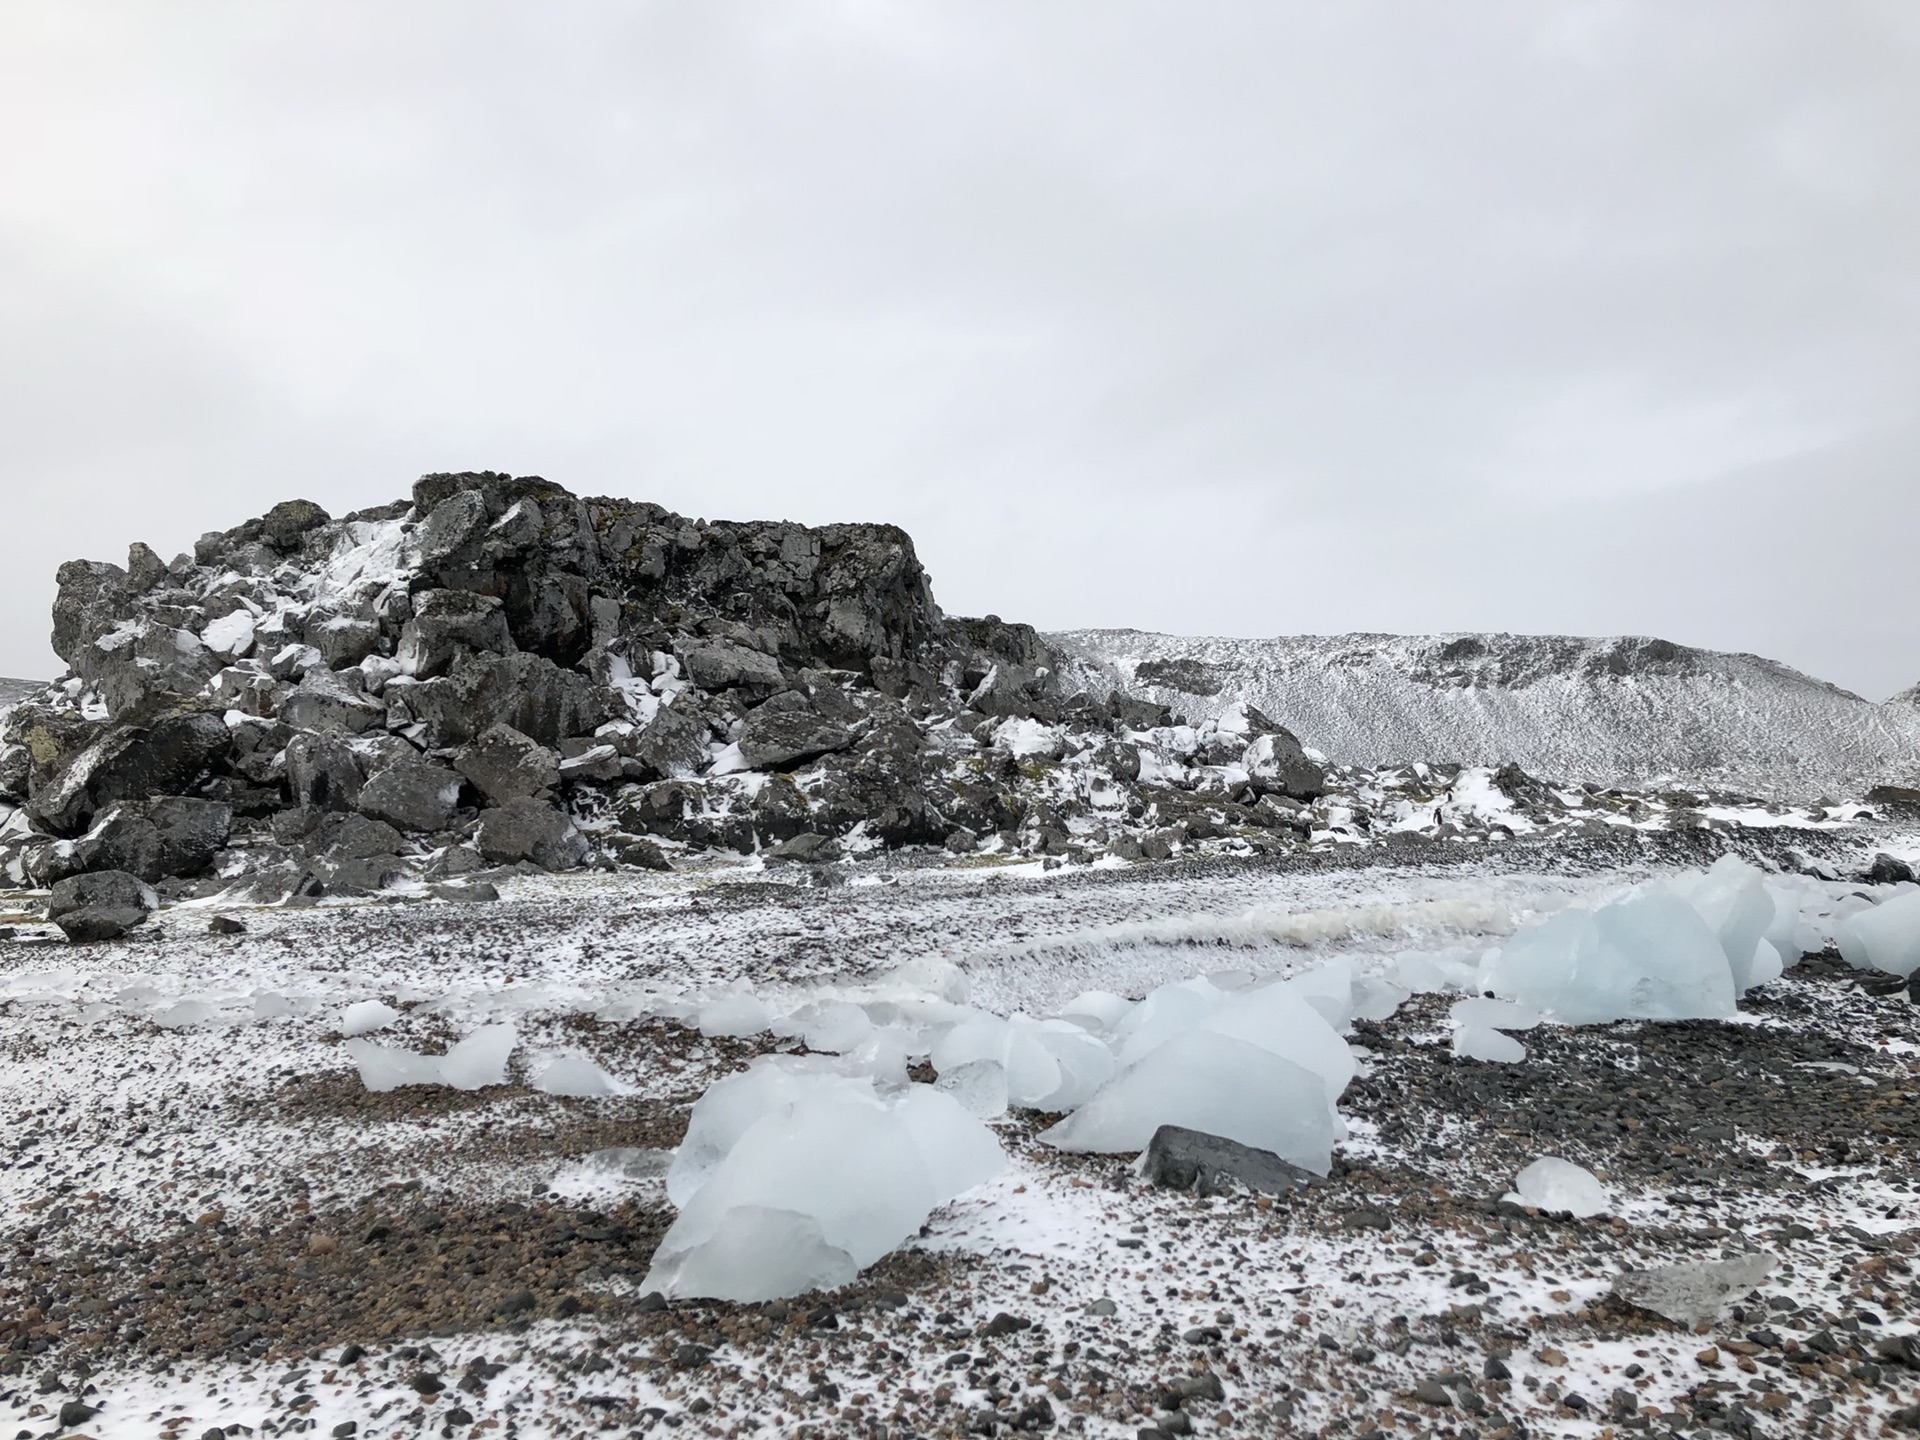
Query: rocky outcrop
0,470,1361,913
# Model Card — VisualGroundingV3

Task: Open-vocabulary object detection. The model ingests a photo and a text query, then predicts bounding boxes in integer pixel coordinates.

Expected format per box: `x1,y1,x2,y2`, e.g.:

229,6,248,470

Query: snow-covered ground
6,826,1920,1439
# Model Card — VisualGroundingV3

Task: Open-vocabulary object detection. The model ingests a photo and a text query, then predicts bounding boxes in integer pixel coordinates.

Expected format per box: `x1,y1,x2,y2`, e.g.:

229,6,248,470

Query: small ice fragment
253,992,294,1020
534,1054,622,1097
1453,1026,1526,1063
935,1058,1009,1119
439,1023,517,1090
699,993,774,1038
1609,1253,1777,1326
1505,1156,1609,1218
343,1039,443,1092
155,1000,217,1029
340,1000,399,1036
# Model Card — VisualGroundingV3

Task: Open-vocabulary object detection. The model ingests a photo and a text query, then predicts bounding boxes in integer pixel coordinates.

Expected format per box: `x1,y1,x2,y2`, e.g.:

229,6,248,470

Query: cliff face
1053,629,1920,798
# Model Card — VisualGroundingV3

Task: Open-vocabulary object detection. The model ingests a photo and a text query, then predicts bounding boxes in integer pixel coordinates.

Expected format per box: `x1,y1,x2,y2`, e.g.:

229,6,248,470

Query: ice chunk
534,1054,623,1097
668,1057,875,1206
796,1001,874,1054
1609,1252,1776,1326
1023,1020,1117,1111
1057,990,1133,1034
1040,1032,1340,1175
1109,978,1226,1057
1505,1156,1609,1217
1352,976,1411,1023
1453,1026,1526,1063
698,993,774,1038
934,1058,1009,1119
439,1023,517,1090
1450,997,1541,1031
1748,938,1785,988
1837,891,1920,978
1677,857,1778,991
154,1000,217,1029
344,1038,444,1091
1282,961,1356,1033
1393,946,1485,994
931,1012,1068,1108
340,999,399,1036
643,1080,1002,1301
1189,980,1354,1120
1484,891,1737,1023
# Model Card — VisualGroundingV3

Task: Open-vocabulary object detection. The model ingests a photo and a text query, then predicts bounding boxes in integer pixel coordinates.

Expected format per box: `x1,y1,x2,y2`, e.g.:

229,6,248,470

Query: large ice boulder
1483,890,1738,1024
644,1068,1003,1302
1039,1031,1341,1174
1837,890,1920,978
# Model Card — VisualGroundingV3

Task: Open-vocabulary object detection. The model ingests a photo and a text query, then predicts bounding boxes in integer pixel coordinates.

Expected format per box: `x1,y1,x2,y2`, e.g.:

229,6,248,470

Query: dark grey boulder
285,732,366,811
406,652,612,749
29,709,231,836
279,668,386,734
1143,1124,1314,1197
75,797,233,882
475,797,587,869
355,759,463,833
1242,730,1326,801
316,813,407,861
398,590,515,677
414,489,492,567
311,615,383,670
556,740,623,783
682,642,785,699
259,498,331,551
48,869,159,943
614,836,671,870
738,691,854,770
49,559,129,666
763,832,841,865
125,541,171,595
1868,853,1919,886
454,724,560,806
621,700,710,781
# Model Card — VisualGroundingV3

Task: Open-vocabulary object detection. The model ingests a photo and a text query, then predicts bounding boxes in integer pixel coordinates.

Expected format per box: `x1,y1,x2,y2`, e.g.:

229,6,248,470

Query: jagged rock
47,870,159,943
763,832,841,864
1144,1124,1314,1197
406,652,611,749
311,615,383,670
355,759,463,833
279,668,386,734
259,498,331,550
1868,853,1919,886
474,797,587,869
70,617,221,720
125,542,171,595
29,709,231,836
50,559,129,665
746,773,814,843
398,590,516,678
1242,730,1326,801
314,813,407,861
738,691,855,770
557,740,623,783
74,797,233,882
614,836,671,870
682,642,786,699
455,725,561,806
622,700,711,781
286,733,366,811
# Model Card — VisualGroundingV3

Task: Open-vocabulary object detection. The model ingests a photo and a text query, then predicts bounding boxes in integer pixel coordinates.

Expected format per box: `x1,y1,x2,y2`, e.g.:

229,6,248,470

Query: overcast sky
3,1,1915,698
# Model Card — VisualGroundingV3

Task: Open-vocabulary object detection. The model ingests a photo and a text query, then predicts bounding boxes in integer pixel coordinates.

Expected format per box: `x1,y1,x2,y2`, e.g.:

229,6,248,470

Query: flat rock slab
1142,1123,1314,1197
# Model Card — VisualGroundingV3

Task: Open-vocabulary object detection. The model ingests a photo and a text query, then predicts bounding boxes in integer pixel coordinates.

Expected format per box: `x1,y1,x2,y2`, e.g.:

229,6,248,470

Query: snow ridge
1051,629,1920,798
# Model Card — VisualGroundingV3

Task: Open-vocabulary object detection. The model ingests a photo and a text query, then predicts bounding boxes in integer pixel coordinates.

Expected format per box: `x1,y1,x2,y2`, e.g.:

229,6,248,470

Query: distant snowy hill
1050,630,1920,798
0,677,41,712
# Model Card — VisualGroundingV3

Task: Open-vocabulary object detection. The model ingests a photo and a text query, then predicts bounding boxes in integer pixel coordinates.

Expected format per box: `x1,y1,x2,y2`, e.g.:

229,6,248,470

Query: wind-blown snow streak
1052,629,1920,798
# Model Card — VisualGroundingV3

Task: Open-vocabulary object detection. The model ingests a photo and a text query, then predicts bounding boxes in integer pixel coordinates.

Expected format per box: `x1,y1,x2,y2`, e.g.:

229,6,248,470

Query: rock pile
0,472,1335,917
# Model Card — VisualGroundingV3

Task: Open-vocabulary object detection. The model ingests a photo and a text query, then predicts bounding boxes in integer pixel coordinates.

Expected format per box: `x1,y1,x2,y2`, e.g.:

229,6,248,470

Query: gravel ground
4,822,1920,1440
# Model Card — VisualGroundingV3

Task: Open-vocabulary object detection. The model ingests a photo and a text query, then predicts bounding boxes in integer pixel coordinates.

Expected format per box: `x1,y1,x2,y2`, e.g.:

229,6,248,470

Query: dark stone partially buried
1144,1124,1315,1197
